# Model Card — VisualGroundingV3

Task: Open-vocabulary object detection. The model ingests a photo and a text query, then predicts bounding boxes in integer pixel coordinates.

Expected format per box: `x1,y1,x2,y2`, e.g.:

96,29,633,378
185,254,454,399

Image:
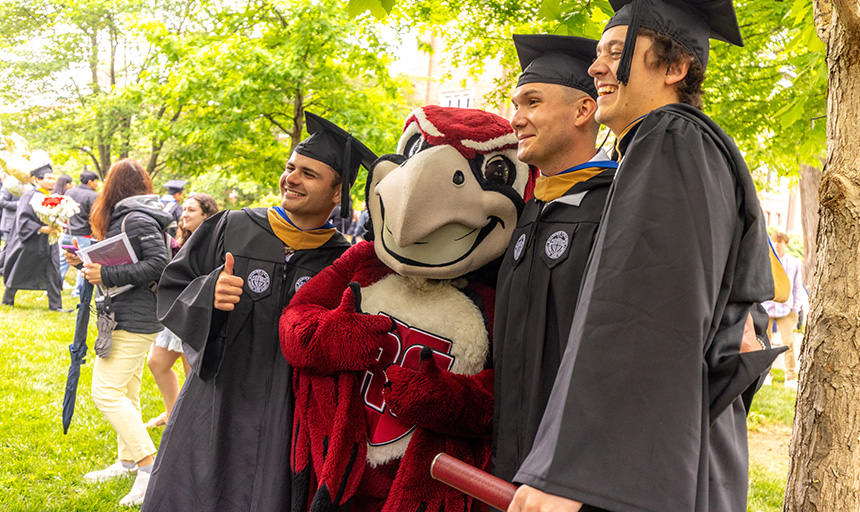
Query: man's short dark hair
640,28,706,110
80,170,99,184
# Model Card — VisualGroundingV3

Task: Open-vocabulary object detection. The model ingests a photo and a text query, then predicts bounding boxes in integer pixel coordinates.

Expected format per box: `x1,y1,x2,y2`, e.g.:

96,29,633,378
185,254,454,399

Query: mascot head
366,105,536,279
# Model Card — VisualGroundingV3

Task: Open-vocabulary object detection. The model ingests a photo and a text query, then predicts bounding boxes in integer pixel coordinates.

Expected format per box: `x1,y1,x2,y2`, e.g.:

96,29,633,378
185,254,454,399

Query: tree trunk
783,0,860,509
289,88,305,152
99,144,111,177
798,164,822,287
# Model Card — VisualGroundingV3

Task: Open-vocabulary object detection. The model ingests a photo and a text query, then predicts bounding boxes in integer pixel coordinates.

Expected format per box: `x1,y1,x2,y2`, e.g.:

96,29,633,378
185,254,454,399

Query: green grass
746,378,797,512
748,380,797,430
748,462,788,512
0,276,798,511
0,277,170,511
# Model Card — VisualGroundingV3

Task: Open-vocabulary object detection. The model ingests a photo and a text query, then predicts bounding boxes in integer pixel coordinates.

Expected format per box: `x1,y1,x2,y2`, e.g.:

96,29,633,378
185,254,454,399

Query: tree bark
798,164,822,287
783,0,860,508
289,88,305,152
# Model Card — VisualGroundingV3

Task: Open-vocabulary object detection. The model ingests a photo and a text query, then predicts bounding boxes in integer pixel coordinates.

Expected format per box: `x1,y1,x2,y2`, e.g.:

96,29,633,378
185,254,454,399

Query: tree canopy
371,0,826,181
0,0,414,195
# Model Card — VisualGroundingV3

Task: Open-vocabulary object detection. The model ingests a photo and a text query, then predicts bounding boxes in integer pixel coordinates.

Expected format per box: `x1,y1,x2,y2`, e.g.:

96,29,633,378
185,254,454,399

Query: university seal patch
294,276,311,292
248,269,270,293
513,234,526,261
545,230,569,259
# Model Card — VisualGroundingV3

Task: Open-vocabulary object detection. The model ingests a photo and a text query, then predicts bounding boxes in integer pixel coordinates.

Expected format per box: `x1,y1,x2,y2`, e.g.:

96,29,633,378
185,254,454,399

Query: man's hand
508,485,583,512
39,225,59,236
64,237,82,267
82,262,103,285
740,312,764,353
214,252,244,311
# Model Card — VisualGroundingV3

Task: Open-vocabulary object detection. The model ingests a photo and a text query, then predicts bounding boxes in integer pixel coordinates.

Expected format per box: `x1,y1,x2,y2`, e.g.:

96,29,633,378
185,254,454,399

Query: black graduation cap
605,0,743,84
513,34,598,99
163,179,187,194
295,112,377,218
30,164,53,179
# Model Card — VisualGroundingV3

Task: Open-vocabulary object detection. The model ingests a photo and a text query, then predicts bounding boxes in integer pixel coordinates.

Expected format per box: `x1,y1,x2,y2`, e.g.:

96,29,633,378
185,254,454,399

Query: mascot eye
453,170,465,186
403,133,424,158
483,155,515,186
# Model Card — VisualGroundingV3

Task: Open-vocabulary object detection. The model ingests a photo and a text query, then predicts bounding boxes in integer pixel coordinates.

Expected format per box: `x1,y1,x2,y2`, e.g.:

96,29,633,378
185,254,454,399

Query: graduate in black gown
493,34,618,483
509,1,783,510
2,164,66,311
142,113,376,512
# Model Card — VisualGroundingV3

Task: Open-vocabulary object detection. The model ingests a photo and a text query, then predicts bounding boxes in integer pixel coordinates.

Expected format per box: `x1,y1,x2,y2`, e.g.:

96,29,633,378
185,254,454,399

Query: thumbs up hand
214,252,245,311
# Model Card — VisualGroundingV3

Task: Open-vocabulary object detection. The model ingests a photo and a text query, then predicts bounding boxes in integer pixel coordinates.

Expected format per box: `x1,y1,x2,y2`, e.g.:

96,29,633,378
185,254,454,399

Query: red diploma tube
430,453,518,511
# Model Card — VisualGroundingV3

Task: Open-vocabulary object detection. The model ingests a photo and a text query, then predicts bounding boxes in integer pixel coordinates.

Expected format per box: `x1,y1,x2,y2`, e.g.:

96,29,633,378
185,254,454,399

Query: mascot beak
376,145,505,249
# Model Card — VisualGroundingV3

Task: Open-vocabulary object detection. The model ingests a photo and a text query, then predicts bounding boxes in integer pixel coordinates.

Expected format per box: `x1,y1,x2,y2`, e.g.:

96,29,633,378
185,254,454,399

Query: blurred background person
64,169,100,298
145,192,219,429
64,158,172,507
0,171,21,275
52,173,74,195
52,173,75,288
2,163,67,311
762,231,807,390
159,180,185,238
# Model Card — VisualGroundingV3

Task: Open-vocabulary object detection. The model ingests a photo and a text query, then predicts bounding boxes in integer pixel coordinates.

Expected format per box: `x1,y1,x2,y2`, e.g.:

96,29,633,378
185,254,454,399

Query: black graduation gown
515,104,782,512
493,167,615,483
3,188,60,292
142,207,351,512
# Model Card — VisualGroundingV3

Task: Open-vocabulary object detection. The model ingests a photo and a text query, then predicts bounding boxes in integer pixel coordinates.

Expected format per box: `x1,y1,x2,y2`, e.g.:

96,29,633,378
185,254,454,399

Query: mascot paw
313,283,396,372
385,347,494,436
384,347,452,422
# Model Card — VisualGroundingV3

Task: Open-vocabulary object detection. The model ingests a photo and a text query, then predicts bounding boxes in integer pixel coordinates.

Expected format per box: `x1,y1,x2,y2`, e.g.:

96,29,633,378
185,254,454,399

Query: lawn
0,279,797,510
0,281,169,511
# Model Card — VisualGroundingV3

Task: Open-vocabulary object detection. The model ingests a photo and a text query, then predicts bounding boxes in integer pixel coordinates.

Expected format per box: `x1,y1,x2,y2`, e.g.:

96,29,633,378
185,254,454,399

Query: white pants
91,329,157,462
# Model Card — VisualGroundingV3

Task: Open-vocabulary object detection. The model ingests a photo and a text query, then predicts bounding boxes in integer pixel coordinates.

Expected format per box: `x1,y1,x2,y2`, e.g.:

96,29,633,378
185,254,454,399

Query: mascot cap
513,34,598,99
30,164,53,179
605,0,743,84
163,179,187,195
295,112,377,218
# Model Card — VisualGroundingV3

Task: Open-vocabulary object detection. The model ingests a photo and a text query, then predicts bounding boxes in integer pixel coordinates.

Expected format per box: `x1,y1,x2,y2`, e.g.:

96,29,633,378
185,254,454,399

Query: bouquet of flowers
30,193,80,244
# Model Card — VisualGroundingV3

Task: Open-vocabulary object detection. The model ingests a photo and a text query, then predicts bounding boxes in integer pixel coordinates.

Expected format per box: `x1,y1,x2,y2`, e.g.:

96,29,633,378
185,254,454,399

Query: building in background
396,34,512,119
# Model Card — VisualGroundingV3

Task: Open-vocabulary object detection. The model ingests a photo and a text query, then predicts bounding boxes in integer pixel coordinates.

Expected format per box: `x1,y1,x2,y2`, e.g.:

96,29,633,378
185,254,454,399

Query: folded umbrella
62,280,94,434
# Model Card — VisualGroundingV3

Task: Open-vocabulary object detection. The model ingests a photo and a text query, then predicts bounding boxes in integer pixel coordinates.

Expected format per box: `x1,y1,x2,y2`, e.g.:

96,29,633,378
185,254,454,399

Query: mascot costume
280,105,536,512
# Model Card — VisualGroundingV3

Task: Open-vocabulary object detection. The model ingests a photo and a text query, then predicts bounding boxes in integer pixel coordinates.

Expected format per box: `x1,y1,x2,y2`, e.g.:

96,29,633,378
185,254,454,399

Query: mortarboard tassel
615,0,643,86
341,137,354,218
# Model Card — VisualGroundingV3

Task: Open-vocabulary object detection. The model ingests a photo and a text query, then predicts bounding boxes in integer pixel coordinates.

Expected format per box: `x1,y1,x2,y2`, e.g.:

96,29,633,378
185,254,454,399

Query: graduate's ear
664,58,691,86
573,96,598,129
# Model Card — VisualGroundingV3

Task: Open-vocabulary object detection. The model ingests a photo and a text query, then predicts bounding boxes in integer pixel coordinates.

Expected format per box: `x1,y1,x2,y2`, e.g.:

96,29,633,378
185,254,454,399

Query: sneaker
84,461,136,482
785,379,798,390
119,469,151,507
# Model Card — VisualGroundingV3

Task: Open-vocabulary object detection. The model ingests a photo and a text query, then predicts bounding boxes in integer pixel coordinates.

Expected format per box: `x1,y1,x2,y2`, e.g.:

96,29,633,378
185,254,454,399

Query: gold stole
267,209,336,250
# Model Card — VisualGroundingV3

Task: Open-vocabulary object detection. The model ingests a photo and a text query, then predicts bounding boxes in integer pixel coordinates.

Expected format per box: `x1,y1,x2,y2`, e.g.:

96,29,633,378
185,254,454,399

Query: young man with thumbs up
143,113,377,512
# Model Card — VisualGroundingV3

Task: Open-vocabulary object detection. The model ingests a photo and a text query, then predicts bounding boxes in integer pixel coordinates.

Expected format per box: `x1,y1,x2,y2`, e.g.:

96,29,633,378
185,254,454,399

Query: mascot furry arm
280,106,536,512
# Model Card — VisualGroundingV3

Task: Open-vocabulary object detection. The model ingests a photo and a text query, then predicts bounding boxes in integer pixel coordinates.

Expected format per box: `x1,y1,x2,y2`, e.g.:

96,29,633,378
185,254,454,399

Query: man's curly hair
640,28,706,110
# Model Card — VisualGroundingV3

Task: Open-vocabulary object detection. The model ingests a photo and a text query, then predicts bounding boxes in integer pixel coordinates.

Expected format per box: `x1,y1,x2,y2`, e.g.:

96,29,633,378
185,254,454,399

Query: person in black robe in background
142,113,376,512
493,34,618,483
2,164,67,311
159,180,185,238
0,177,22,273
509,0,783,510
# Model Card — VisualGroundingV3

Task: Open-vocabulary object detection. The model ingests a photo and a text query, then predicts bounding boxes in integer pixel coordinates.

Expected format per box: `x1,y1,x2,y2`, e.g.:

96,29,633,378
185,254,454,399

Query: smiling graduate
143,113,372,512
508,0,784,511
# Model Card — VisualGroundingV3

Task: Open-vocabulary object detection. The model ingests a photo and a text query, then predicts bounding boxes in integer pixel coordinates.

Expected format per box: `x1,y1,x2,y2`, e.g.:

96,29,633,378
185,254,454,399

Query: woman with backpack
64,158,172,507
